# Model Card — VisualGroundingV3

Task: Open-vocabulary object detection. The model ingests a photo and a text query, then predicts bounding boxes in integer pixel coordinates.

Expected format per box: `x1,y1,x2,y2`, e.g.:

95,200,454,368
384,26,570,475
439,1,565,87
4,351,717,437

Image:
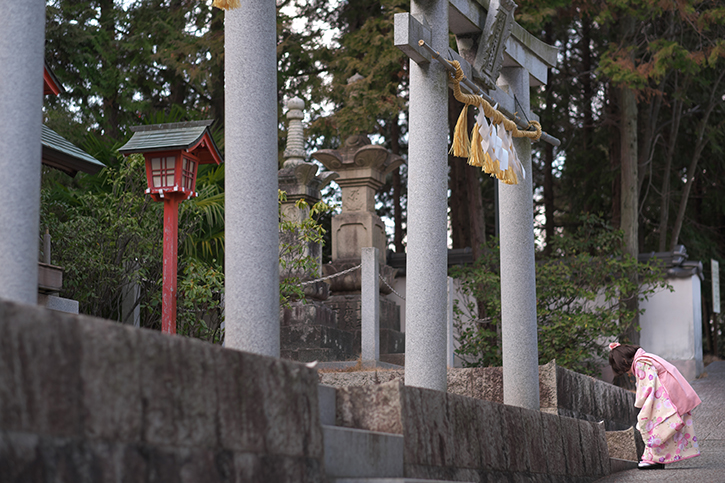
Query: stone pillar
0,1,45,305
361,247,380,362
447,276,455,368
404,0,449,392
498,66,540,410
224,1,280,357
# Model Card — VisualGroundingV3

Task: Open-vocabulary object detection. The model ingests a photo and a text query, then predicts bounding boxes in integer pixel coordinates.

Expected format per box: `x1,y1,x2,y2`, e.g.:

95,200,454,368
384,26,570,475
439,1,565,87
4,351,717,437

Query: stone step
318,384,336,426
331,479,476,483
323,425,404,479
379,353,404,366
610,458,639,473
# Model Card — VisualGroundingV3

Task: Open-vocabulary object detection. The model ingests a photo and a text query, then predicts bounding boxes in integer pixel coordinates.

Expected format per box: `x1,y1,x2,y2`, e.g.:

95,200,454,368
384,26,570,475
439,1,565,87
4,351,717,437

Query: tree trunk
657,96,682,252
543,23,557,256
609,83,622,230
620,84,640,345
210,6,225,124
390,120,404,253
669,69,725,250
638,78,665,196
618,17,640,346
99,0,121,139
467,168,486,260
543,127,554,256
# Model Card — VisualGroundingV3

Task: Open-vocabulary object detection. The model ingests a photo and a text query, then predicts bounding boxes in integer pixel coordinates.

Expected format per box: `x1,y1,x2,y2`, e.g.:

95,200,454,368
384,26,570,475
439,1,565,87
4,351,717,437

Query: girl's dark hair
609,344,641,376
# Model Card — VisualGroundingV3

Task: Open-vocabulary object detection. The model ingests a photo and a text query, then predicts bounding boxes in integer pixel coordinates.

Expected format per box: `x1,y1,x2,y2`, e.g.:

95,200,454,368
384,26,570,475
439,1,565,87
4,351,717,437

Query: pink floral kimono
632,349,701,464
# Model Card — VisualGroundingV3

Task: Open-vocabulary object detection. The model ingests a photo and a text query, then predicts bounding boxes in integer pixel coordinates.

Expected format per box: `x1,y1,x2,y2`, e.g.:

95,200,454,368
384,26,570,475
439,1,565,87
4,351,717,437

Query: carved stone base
280,299,353,363
325,294,405,357
279,290,405,362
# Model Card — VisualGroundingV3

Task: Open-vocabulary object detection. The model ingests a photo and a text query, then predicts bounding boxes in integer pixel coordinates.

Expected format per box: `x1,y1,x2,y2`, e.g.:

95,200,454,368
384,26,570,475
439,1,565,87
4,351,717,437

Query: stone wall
0,299,324,482
321,360,639,431
335,380,611,482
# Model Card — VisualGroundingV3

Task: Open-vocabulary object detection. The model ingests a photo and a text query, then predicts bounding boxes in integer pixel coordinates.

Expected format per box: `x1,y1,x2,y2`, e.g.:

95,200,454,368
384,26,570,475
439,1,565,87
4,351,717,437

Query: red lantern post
119,121,223,334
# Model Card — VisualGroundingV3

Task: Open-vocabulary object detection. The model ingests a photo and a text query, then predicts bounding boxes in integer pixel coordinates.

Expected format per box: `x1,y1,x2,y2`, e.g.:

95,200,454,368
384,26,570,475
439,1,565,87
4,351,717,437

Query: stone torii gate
395,0,557,410
0,2,46,305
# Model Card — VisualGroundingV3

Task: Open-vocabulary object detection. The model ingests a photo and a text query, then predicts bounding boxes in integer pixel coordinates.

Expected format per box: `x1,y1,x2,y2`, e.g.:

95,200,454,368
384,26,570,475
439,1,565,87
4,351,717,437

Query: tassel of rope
212,0,240,10
447,60,542,142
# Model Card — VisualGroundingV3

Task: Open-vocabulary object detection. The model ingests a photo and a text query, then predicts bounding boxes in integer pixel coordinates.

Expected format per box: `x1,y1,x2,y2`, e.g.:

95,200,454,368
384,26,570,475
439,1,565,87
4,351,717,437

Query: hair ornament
609,342,621,351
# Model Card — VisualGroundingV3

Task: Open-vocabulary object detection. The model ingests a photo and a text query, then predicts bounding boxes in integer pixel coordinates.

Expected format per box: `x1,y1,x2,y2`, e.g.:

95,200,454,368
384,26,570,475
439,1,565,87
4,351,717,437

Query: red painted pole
161,195,180,334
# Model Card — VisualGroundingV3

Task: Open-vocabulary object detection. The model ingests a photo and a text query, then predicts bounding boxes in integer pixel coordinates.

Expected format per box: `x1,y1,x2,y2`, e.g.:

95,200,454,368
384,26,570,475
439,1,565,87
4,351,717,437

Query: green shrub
450,214,671,375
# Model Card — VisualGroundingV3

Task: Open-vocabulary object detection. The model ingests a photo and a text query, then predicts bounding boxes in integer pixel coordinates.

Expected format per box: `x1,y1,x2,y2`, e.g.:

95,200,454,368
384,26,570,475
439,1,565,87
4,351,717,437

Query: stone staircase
319,385,473,483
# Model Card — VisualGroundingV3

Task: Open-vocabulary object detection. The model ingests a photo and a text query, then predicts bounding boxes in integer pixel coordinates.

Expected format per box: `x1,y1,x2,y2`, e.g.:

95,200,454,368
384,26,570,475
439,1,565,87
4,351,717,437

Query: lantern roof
118,120,223,165
41,125,105,177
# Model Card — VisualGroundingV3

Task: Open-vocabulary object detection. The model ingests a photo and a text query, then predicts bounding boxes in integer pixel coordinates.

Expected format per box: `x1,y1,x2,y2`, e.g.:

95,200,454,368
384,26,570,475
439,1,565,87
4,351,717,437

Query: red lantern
119,120,223,334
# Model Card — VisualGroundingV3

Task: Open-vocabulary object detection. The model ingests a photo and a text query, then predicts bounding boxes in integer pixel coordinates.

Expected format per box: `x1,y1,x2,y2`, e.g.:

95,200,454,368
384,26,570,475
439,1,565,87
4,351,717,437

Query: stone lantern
312,135,403,289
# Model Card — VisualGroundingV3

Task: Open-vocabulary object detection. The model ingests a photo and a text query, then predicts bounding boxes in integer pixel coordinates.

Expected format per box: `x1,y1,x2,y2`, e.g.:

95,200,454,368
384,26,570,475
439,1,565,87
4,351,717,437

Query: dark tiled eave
118,120,223,164
41,125,105,177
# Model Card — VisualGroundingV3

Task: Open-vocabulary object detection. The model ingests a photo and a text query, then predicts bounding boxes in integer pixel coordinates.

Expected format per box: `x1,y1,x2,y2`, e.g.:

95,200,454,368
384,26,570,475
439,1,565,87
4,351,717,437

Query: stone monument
277,97,350,362
312,136,405,361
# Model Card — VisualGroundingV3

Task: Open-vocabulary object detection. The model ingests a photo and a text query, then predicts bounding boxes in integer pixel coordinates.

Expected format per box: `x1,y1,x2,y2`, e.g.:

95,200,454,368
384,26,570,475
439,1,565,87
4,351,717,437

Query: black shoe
638,461,665,470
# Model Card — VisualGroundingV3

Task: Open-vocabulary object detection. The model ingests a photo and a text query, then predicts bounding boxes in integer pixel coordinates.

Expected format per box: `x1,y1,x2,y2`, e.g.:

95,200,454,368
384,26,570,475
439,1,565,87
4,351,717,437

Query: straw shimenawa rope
447,60,541,185
212,0,240,10
447,60,542,142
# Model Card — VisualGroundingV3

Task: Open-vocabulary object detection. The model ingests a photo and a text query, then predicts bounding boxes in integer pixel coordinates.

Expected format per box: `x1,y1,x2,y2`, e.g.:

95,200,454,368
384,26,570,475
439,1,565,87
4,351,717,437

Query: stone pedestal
326,294,405,358
280,299,353,363
332,211,387,261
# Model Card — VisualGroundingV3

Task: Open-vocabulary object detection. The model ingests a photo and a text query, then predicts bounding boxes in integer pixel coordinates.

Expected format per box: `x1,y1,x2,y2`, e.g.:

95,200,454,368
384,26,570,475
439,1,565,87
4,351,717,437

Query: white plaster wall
639,276,704,380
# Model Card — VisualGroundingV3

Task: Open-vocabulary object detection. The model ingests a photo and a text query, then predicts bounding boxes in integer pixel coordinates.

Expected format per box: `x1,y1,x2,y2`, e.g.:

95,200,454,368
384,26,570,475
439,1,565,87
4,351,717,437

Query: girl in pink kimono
609,343,701,470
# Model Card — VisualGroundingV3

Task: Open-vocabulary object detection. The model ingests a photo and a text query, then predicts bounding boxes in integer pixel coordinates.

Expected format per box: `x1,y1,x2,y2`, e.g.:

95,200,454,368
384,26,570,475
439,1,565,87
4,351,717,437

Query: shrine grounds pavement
595,360,725,483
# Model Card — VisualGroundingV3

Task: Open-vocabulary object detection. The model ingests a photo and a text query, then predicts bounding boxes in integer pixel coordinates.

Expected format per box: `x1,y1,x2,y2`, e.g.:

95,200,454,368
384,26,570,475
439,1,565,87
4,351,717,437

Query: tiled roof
118,120,221,160
41,125,105,176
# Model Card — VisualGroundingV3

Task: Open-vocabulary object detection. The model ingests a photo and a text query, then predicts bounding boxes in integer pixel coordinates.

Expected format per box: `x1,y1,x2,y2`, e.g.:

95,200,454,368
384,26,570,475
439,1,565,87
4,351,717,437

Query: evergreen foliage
451,215,671,374
39,0,724,351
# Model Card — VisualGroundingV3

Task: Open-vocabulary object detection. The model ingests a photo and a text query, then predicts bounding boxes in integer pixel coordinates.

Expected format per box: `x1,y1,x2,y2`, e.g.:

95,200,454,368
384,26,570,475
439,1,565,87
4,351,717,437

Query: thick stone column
0,1,45,305
498,66,540,410
404,0,449,392
224,1,279,356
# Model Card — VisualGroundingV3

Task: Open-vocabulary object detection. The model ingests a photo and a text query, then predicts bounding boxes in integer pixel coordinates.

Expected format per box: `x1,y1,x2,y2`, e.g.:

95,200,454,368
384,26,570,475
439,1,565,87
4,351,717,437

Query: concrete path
596,360,725,482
